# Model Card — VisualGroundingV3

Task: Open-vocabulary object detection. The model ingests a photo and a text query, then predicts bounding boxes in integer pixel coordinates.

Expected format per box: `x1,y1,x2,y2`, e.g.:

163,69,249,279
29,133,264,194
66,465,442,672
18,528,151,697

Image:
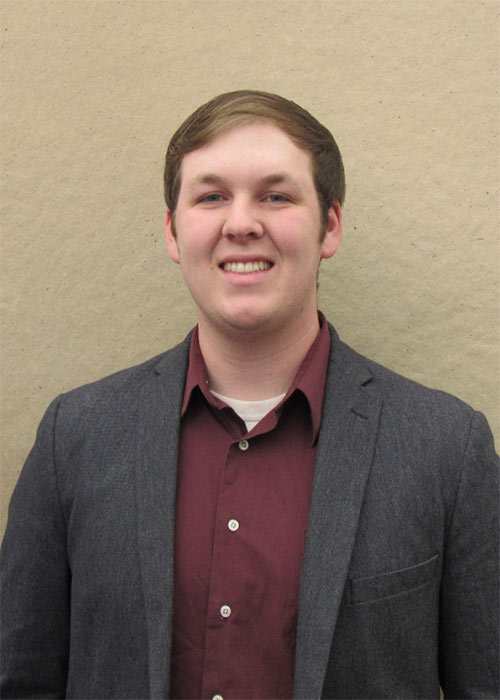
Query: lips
221,260,273,273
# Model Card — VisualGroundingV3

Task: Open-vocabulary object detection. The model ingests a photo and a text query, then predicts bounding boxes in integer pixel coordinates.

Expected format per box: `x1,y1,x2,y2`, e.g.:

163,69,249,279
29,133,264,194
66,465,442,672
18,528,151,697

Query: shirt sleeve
438,410,499,698
1,397,70,698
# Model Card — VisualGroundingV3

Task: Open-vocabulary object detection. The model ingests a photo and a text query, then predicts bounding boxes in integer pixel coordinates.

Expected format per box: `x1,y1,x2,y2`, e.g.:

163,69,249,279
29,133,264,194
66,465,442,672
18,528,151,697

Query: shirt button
220,604,232,618
238,439,249,451
228,518,239,532
213,695,224,700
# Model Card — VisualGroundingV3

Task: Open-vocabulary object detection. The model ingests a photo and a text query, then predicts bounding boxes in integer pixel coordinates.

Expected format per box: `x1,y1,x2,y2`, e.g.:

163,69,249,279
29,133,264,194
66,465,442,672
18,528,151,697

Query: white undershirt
210,390,286,432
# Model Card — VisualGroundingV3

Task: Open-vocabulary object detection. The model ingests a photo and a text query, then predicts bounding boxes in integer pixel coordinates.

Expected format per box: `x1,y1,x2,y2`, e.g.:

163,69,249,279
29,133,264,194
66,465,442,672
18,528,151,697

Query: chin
224,314,270,332
221,309,295,339
208,307,273,334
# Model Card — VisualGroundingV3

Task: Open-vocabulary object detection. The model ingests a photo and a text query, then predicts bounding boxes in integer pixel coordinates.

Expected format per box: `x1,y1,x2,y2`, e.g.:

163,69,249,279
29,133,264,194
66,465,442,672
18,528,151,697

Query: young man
1,91,498,699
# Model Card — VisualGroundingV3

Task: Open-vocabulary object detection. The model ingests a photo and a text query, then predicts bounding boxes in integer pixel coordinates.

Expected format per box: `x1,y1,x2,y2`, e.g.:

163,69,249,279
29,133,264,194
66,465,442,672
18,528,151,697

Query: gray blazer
1,325,498,699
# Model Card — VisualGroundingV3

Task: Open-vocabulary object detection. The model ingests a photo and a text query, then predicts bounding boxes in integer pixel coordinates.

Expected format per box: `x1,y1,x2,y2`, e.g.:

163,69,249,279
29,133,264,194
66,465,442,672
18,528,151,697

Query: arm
439,411,499,698
1,398,70,698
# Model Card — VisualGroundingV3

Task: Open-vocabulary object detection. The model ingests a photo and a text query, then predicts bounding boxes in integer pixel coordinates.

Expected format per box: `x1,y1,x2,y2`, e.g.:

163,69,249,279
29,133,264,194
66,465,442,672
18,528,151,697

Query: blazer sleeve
1,397,70,698
438,410,499,699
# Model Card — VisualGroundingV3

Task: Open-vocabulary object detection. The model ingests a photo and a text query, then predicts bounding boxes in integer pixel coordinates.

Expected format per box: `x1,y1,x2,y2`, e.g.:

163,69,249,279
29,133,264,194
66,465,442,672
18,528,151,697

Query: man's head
163,105,343,341
164,90,345,232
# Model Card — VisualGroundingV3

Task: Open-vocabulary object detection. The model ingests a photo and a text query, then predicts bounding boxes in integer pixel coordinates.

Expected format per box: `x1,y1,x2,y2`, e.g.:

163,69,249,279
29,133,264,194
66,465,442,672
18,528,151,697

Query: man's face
165,121,342,340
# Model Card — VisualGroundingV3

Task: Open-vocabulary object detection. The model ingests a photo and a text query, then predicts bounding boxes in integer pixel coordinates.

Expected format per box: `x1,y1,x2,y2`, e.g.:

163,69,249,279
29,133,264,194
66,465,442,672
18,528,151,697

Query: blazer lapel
294,329,382,698
135,337,190,699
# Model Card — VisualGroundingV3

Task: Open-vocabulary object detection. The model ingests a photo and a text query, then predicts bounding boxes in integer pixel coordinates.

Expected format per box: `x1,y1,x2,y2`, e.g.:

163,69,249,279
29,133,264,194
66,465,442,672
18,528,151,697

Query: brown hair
163,90,345,225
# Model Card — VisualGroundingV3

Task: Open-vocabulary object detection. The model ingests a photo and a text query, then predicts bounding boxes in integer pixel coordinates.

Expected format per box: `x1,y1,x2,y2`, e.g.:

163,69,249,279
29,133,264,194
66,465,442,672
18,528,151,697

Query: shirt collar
281,311,330,442
181,312,331,443
181,325,211,415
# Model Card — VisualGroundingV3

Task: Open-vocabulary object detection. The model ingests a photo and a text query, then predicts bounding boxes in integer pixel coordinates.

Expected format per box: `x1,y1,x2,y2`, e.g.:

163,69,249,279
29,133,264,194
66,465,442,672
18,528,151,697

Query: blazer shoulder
52,332,192,420
328,324,483,432
327,327,498,496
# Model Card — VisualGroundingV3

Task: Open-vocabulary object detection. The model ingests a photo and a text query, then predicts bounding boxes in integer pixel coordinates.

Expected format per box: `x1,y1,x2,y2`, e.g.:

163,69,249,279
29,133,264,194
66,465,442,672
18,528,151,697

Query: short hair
163,90,345,225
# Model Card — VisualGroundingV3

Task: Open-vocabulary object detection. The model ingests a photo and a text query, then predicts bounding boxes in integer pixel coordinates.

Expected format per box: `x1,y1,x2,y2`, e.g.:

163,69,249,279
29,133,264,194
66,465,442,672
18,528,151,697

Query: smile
221,261,272,273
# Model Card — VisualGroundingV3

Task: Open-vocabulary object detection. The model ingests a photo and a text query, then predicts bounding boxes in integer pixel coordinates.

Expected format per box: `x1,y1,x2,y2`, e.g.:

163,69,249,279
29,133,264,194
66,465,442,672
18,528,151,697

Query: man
1,90,498,699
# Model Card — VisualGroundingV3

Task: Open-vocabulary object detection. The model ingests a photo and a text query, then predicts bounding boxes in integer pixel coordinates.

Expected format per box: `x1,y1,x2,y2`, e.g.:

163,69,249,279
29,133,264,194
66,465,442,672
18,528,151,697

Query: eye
266,193,290,203
200,193,222,202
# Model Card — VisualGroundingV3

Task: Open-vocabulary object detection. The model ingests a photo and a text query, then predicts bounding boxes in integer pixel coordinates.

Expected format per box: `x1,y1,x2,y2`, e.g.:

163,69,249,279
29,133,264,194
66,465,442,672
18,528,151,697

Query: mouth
220,260,273,274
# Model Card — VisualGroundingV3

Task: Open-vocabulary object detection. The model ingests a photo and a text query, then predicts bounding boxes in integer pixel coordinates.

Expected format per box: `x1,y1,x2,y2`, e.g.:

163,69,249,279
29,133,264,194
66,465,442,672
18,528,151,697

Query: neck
197,314,321,401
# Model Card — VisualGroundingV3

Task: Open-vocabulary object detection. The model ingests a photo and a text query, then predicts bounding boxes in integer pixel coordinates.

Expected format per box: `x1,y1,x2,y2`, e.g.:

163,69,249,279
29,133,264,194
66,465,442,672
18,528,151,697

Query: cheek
176,212,220,248
275,222,323,260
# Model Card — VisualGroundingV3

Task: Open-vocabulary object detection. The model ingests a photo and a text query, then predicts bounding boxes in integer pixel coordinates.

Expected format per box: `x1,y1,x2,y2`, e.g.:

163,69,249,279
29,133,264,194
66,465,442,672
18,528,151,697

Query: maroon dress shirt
170,316,331,700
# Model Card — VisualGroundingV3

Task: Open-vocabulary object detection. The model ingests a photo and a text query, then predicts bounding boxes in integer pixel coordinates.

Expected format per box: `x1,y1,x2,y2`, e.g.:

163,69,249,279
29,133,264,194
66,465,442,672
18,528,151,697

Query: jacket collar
135,334,190,697
294,325,381,698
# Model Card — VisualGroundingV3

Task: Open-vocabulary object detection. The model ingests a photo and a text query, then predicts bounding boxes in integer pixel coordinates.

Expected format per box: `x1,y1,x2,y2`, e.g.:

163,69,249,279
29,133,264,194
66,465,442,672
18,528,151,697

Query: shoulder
330,327,473,412
325,325,498,504
47,332,192,425
325,324,497,462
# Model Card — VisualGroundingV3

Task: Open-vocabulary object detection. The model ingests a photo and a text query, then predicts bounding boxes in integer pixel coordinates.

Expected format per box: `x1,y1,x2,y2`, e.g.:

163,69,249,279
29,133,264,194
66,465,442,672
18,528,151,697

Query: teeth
223,261,271,273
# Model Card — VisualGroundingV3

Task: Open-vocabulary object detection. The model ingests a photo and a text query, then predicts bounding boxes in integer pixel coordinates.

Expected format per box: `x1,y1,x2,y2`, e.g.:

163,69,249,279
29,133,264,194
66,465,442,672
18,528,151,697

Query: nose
221,198,264,240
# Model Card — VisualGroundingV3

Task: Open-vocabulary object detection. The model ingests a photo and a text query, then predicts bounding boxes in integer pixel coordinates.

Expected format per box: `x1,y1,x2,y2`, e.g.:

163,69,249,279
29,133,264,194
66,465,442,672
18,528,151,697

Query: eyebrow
186,172,301,190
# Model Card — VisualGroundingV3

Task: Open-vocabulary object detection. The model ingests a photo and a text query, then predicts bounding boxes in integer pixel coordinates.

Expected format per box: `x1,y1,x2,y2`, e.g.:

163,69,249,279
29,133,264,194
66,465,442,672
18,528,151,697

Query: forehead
178,121,314,187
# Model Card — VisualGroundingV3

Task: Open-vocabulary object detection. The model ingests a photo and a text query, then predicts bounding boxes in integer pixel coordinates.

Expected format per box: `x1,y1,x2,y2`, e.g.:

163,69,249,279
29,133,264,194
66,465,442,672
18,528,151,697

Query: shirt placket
201,436,253,700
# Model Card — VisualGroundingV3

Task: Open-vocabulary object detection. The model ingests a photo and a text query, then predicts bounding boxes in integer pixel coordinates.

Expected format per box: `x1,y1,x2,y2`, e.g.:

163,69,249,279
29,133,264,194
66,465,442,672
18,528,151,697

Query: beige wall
1,0,498,535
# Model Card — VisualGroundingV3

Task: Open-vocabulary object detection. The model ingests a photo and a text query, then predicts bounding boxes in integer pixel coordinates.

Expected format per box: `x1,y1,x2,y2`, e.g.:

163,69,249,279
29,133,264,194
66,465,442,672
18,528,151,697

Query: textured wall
1,0,498,535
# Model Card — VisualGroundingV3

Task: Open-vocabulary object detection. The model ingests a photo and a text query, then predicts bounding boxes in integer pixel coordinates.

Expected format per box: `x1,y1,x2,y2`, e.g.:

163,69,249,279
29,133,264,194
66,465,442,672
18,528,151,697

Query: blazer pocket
349,553,439,604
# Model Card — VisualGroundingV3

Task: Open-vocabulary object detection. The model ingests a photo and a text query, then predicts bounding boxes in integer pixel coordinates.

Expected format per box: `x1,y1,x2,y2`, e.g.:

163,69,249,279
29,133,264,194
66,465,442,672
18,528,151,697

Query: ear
165,209,180,264
320,201,343,259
